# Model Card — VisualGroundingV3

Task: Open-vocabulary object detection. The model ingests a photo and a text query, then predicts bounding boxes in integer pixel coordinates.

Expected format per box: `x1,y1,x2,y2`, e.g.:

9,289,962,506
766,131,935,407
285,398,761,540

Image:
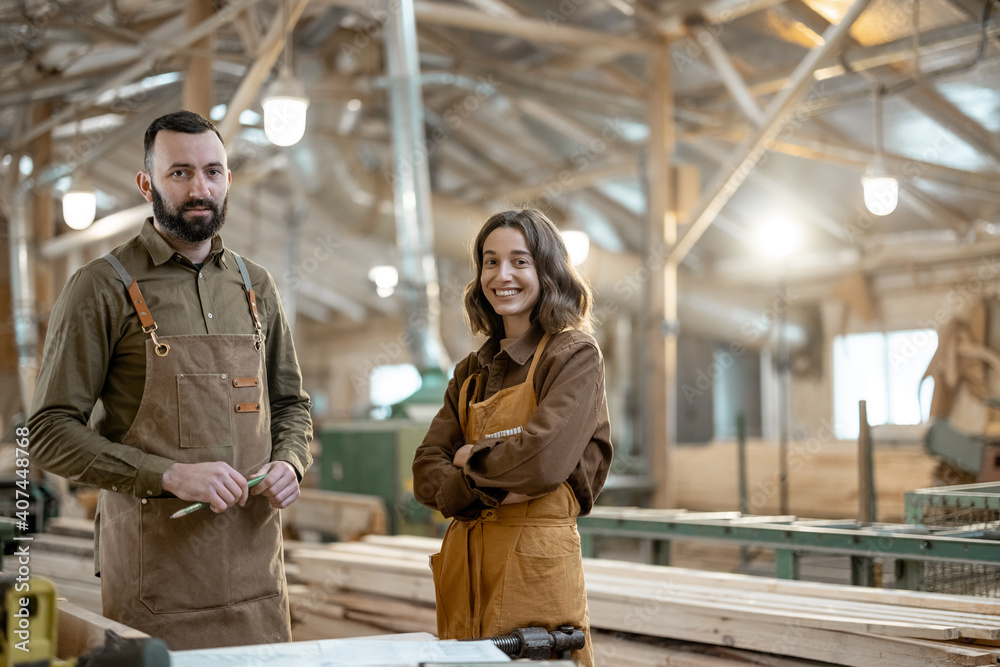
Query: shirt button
141,499,147,504
111,486,117,491
207,313,213,319
147,490,153,496
199,272,203,278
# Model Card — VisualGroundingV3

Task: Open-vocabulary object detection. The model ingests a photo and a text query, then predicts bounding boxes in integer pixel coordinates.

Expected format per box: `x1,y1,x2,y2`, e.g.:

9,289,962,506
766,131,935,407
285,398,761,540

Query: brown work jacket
413,321,613,519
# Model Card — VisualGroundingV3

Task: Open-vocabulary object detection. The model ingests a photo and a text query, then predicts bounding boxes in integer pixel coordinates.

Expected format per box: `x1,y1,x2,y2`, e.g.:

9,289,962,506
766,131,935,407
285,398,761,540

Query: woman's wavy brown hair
464,209,594,340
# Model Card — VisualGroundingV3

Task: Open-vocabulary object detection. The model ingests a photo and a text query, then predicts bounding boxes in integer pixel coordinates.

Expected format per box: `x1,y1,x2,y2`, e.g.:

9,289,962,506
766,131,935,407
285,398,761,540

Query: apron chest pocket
177,374,234,449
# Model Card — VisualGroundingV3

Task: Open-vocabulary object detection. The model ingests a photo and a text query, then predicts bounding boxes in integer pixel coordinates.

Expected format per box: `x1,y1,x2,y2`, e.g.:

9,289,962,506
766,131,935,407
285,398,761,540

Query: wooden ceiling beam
318,0,652,53
6,0,265,152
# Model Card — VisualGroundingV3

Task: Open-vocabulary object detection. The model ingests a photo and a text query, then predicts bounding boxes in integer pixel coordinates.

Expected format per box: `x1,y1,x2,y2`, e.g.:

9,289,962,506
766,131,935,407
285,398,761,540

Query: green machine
317,420,446,536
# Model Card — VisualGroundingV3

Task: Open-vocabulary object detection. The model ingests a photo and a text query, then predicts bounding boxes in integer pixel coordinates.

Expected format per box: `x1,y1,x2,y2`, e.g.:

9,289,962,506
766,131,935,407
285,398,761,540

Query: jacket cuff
137,454,175,498
437,469,478,517
272,453,309,482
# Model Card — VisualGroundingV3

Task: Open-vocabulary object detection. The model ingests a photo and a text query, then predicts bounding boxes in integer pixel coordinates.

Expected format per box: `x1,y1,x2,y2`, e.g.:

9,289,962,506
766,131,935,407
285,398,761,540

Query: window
832,329,937,439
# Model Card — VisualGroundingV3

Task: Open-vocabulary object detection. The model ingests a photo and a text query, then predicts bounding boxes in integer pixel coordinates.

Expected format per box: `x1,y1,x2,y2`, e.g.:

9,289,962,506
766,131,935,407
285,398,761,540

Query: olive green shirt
28,219,313,497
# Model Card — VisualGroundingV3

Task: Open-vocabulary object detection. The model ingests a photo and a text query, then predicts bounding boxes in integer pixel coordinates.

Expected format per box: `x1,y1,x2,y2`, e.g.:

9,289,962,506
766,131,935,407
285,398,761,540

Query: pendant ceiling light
862,85,898,217
62,121,97,229
262,0,309,147
62,174,97,230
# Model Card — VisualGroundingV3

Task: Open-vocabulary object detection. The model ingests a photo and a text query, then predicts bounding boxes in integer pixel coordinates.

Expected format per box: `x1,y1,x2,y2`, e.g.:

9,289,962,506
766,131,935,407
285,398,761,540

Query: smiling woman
412,209,613,667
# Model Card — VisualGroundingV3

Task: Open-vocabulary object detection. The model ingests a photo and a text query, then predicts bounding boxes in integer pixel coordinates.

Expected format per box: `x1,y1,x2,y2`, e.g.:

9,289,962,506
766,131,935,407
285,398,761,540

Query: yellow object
0,574,71,666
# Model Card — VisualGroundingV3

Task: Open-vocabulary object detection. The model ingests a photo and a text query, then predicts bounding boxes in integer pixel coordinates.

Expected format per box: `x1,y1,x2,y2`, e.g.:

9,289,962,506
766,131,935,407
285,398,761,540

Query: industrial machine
482,625,585,661
317,421,446,536
0,575,168,667
924,418,1000,484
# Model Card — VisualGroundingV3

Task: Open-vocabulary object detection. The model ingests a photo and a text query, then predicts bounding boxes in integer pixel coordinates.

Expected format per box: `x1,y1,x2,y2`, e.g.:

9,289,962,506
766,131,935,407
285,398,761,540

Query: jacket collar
140,217,226,266
475,320,546,367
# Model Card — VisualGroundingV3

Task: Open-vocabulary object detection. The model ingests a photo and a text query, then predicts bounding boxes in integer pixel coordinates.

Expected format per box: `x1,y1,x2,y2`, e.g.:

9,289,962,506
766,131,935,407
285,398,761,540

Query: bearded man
28,110,313,650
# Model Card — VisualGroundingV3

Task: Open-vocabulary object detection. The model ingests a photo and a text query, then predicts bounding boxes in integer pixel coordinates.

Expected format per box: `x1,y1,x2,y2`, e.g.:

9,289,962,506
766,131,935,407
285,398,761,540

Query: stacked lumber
281,488,388,541
288,535,1000,666
673,439,937,521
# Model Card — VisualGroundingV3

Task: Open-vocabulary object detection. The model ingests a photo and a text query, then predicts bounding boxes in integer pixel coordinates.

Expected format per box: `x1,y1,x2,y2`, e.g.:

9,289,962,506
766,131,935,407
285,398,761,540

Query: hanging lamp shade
62,175,97,230
262,72,309,147
862,155,898,217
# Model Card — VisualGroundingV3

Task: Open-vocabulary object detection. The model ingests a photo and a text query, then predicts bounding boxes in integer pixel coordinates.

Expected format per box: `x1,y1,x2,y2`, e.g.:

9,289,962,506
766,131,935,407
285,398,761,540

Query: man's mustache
183,199,218,210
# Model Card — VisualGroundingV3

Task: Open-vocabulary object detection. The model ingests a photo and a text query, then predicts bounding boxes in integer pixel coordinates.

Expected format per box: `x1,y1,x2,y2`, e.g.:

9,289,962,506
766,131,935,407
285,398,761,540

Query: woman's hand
452,444,474,468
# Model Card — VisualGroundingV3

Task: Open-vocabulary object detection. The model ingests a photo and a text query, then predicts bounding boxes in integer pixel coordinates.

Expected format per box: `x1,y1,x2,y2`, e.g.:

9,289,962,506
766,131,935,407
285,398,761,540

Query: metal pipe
384,0,448,371
6,186,39,416
669,0,875,265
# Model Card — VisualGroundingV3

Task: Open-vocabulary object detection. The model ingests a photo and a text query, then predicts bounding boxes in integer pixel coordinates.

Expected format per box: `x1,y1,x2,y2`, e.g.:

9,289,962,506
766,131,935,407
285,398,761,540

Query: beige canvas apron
98,252,289,650
431,333,594,667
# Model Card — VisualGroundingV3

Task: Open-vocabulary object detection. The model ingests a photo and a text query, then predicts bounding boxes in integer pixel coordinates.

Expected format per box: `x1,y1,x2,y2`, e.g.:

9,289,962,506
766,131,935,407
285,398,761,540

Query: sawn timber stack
288,535,1000,666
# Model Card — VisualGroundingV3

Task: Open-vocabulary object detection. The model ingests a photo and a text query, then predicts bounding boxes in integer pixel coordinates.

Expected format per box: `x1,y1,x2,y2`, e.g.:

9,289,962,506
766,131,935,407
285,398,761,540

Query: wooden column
646,36,677,508
183,0,215,117
32,102,53,355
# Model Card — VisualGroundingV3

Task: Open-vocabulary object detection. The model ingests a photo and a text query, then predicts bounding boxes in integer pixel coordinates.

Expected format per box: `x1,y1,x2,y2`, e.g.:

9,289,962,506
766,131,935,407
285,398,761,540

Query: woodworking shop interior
3,0,1000,665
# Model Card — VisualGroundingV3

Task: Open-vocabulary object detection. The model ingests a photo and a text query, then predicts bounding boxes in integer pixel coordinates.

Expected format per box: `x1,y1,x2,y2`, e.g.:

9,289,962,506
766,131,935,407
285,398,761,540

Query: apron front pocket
177,374,234,449
139,498,282,614
495,528,584,634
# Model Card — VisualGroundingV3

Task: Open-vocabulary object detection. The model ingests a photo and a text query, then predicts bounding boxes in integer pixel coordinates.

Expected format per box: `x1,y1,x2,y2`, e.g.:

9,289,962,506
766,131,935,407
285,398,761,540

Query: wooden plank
583,558,1000,617
588,597,995,667
282,488,387,541
57,600,147,659
586,581,961,641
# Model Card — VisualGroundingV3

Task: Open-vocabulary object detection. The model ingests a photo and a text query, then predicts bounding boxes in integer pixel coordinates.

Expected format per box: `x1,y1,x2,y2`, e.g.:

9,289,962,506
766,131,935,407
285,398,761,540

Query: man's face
139,130,231,244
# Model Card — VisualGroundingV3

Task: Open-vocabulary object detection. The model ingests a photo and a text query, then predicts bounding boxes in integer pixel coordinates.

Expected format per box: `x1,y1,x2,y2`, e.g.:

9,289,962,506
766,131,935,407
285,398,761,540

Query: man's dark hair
143,110,224,174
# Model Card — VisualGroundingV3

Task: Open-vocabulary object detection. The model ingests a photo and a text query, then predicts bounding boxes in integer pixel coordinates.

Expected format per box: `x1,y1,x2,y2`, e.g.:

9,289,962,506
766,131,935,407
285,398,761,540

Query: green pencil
169,473,268,519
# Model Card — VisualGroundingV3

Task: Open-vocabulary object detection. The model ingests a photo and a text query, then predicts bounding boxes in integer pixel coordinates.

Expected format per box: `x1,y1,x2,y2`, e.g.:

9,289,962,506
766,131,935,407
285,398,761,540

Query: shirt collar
475,320,546,367
140,217,227,266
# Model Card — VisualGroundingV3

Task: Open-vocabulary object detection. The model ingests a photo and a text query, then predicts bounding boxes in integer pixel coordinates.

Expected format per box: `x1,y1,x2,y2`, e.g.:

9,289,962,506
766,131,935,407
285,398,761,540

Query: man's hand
162,461,248,513
249,461,299,509
452,444,474,468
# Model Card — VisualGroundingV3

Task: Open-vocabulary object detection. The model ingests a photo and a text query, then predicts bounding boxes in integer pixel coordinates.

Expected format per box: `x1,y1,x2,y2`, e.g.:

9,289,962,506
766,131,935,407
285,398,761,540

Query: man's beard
151,184,228,244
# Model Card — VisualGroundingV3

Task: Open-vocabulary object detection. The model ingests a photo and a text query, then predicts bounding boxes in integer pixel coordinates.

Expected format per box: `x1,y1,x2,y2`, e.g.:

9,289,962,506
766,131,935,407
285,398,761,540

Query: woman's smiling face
480,226,541,339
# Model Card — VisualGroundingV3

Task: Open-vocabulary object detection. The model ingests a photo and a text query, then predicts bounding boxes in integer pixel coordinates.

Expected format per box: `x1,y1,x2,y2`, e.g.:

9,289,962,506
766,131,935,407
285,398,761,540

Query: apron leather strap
458,373,478,436
525,332,551,387
103,253,169,355
103,253,155,330
231,252,264,340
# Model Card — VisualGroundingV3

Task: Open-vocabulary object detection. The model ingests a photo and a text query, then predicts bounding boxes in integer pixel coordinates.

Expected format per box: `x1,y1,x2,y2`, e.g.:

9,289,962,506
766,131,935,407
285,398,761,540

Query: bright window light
561,230,590,266
832,329,937,439
370,364,422,407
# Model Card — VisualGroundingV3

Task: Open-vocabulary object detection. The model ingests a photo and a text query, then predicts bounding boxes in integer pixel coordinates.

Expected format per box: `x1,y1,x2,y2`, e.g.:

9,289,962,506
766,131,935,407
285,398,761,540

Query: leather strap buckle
143,323,170,357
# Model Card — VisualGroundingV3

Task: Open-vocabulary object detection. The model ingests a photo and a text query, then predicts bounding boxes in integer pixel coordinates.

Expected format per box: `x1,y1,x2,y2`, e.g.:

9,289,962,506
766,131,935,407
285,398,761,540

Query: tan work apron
98,252,289,650
431,333,594,667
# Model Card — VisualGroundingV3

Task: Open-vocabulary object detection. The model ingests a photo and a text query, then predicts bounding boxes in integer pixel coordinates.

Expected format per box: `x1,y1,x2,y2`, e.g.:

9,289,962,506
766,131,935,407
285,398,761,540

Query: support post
646,35,677,508
859,400,876,523
775,549,800,580
183,0,215,118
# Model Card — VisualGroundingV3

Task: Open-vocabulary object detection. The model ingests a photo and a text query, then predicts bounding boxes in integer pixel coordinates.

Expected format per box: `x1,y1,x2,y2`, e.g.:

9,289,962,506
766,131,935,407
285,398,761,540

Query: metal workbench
578,503,1000,592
